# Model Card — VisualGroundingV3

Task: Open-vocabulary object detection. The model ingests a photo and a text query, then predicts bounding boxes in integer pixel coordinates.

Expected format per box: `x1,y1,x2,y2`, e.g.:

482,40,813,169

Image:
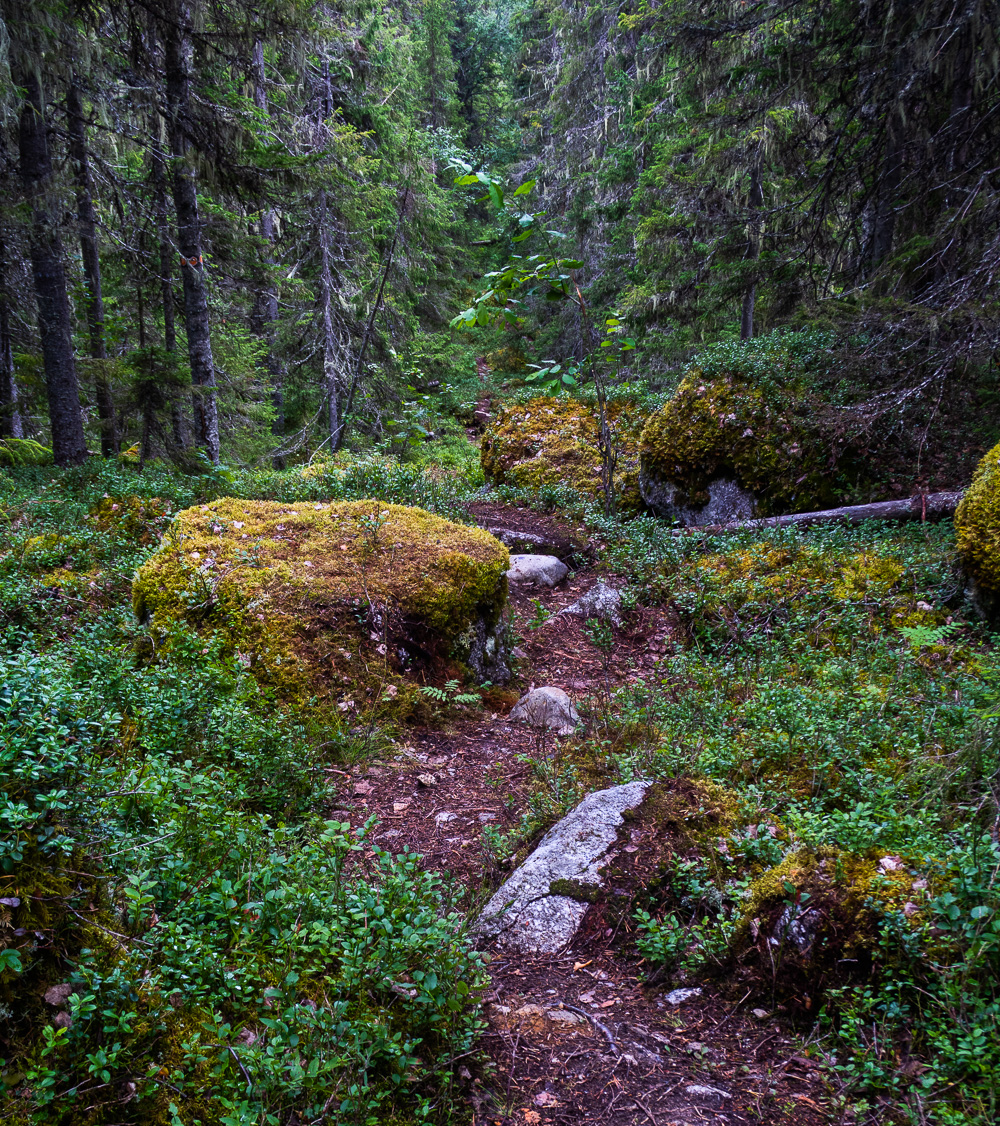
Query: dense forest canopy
3,3,1000,1126
2,0,998,471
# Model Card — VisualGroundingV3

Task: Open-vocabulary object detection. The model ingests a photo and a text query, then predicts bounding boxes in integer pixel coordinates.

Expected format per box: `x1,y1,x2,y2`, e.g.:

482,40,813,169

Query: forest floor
329,498,834,1126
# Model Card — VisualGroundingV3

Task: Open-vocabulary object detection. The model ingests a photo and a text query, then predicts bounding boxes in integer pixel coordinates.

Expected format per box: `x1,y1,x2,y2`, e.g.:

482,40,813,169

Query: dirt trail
330,502,833,1126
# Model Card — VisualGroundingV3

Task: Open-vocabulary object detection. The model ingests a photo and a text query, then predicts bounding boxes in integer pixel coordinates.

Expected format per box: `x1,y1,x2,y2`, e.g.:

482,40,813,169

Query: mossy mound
480,396,643,509
0,438,53,468
133,498,511,718
955,440,1000,604
639,367,847,523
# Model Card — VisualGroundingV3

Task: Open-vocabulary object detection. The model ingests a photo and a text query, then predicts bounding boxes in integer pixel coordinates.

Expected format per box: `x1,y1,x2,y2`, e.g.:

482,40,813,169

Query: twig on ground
556,1001,619,1054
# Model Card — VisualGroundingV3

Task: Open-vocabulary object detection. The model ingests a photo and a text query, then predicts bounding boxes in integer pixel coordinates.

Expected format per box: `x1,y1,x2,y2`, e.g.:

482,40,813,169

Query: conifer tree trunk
0,236,22,440
251,40,285,469
317,191,340,450
162,1,219,463
151,121,186,450
740,161,763,341
17,67,87,465
67,79,117,455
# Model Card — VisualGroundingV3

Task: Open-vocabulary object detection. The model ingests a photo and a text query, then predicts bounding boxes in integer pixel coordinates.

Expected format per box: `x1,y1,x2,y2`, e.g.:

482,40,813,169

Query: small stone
546,1009,585,1025
558,581,624,627
52,1012,73,1030
916,600,935,612
478,811,496,822
506,554,569,588
664,987,702,1005
393,800,412,812
879,855,903,871
752,1007,770,1021
509,687,580,735
417,773,438,787
44,983,74,1007
352,781,372,796
685,1084,731,1105
435,811,458,824
0,897,20,907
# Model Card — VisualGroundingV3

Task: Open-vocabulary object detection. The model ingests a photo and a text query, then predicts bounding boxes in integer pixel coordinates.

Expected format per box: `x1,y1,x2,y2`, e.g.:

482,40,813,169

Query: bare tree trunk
17,67,87,466
317,191,340,450
67,79,117,455
251,41,285,469
162,0,219,463
740,160,763,341
150,117,186,450
0,227,23,439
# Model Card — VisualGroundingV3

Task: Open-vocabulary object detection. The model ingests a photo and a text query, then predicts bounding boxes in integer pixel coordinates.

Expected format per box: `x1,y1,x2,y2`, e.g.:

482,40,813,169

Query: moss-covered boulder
639,370,845,524
480,396,643,509
133,498,511,717
955,440,1000,612
638,334,861,524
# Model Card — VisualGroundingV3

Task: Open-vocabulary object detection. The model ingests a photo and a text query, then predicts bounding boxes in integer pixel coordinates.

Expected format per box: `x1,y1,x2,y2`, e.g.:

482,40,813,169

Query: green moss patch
480,396,644,509
133,498,510,717
955,440,1000,601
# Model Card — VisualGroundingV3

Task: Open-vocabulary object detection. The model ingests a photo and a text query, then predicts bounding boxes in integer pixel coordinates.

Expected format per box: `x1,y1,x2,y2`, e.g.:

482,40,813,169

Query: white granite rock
509,687,580,735
475,781,651,954
506,554,569,587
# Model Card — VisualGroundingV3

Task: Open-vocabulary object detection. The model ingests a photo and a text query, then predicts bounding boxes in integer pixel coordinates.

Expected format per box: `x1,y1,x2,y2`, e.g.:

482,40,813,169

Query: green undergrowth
568,513,1000,1125
0,457,491,1124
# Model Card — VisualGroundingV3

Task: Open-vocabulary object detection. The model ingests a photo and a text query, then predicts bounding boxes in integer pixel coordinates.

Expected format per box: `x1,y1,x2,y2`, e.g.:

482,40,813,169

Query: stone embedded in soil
509,687,581,735
664,987,702,1005
556,581,624,626
506,553,569,587
684,1084,732,1106
474,781,651,954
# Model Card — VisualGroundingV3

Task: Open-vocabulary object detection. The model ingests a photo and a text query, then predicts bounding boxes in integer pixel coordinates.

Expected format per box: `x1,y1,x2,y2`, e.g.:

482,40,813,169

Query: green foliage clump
639,332,852,519
0,464,491,1124
0,438,53,468
955,439,1000,598
480,395,644,509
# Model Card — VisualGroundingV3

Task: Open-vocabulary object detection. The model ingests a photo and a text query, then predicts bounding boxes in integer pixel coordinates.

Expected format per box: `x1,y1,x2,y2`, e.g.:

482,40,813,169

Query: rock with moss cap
133,499,511,717
638,335,856,524
480,396,643,509
955,440,1000,617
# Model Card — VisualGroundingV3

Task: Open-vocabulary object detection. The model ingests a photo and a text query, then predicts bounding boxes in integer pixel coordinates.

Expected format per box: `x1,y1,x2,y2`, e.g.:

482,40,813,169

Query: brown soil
325,501,843,1125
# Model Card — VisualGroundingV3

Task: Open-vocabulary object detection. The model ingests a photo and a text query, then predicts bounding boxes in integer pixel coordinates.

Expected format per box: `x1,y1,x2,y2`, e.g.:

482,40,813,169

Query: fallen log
687,490,964,535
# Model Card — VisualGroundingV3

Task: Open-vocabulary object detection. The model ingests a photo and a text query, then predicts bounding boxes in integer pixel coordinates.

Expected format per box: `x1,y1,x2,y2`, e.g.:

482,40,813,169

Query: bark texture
699,491,963,534
18,68,87,465
163,1,219,463
67,80,117,454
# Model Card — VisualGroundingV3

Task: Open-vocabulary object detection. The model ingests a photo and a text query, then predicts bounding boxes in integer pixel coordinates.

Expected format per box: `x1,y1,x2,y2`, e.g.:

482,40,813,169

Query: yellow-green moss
955,439,1000,594
132,499,509,716
639,369,843,516
480,396,644,509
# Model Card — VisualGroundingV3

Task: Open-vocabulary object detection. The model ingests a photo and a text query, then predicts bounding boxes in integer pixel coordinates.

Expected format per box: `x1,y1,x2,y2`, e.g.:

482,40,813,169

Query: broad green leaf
512,180,536,196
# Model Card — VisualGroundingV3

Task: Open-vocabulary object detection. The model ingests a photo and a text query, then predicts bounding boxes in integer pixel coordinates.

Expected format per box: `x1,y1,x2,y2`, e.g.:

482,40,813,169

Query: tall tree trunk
740,160,763,341
251,40,285,469
162,1,219,463
17,67,87,466
67,79,117,455
150,115,186,450
317,191,340,450
0,236,22,440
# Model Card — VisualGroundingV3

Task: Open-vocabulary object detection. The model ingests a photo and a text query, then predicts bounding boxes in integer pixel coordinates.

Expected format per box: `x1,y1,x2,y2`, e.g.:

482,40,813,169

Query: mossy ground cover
0,458,491,1125
552,512,1000,1125
4,444,1000,1126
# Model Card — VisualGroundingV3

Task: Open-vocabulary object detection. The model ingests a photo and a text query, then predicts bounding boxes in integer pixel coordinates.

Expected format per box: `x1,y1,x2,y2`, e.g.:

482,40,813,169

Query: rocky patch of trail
326,501,838,1124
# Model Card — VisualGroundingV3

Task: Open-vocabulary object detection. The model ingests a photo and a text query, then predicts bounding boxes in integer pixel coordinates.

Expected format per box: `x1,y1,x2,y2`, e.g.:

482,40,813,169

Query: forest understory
3,1,1000,1125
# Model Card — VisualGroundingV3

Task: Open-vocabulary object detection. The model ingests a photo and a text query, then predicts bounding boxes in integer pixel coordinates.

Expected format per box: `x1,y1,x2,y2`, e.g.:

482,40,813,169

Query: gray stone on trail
506,554,569,587
509,687,580,735
557,581,623,627
684,1084,732,1106
639,472,756,526
474,780,651,954
664,987,702,1006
